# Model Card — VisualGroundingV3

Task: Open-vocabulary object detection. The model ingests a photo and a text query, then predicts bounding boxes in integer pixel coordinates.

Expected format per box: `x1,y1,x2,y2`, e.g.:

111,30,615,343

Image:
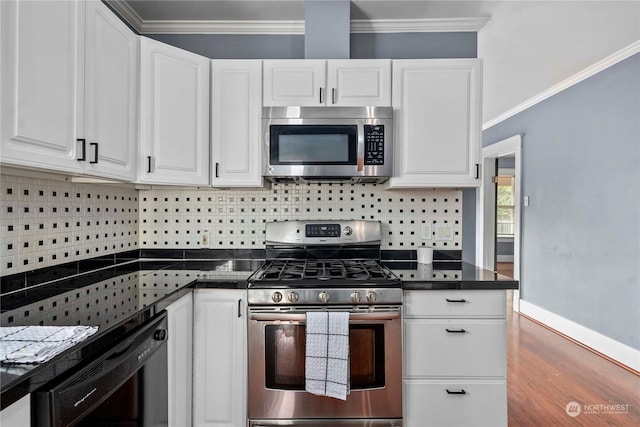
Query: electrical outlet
435,223,454,241
200,231,209,248
420,224,431,240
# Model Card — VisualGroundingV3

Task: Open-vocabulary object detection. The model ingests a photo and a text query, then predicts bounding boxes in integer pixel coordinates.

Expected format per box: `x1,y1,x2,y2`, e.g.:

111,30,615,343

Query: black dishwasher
33,312,168,427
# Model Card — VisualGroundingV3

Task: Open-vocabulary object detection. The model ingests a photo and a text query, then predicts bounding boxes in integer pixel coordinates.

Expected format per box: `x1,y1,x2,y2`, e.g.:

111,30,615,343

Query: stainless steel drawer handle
446,389,467,395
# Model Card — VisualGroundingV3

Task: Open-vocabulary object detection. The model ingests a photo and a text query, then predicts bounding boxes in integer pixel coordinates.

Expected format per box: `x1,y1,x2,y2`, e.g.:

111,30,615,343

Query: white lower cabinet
0,395,30,427
166,293,193,427
193,289,247,427
403,290,507,426
404,380,507,427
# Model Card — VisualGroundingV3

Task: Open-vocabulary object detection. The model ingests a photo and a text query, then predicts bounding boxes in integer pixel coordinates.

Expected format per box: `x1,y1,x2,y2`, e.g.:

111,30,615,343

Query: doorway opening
476,134,521,311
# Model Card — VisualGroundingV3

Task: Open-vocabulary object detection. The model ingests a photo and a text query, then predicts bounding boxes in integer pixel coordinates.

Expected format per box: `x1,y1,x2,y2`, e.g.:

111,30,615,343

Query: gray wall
483,53,640,350
145,32,477,59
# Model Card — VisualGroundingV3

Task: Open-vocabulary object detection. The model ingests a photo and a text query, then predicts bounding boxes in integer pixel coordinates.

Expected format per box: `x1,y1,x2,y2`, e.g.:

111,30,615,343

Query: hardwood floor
497,262,514,278
507,305,640,425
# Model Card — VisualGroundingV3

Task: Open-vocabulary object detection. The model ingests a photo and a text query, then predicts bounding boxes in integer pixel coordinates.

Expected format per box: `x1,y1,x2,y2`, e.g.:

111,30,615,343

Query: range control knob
350,291,362,303
272,291,283,303
287,292,300,303
366,291,377,303
318,292,330,303
343,226,353,236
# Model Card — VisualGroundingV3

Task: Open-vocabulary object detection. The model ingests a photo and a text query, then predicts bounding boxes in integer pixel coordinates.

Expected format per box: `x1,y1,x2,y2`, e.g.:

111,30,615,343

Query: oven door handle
249,311,400,321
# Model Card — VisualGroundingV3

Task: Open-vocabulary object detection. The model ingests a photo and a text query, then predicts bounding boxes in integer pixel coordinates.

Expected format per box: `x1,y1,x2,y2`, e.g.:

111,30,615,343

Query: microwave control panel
364,125,385,165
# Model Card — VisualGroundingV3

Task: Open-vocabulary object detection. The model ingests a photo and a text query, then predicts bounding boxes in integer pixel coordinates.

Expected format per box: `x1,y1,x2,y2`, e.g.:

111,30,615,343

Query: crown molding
105,0,144,32
139,20,305,35
351,17,490,34
483,40,640,130
104,2,489,36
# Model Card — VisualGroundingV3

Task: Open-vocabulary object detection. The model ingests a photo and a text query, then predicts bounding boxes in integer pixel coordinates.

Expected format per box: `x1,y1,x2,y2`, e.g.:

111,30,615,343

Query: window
497,175,515,237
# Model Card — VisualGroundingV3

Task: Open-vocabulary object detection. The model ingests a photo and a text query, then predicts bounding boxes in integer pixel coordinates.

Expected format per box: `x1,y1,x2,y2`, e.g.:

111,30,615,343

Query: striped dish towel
305,311,350,400
0,326,98,364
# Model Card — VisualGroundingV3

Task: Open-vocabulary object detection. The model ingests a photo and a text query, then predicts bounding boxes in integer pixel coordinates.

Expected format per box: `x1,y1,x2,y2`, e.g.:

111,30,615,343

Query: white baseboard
519,300,640,372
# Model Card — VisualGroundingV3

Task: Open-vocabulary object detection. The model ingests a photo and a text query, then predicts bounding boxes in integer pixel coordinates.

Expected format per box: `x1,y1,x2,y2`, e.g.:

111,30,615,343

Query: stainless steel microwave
263,106,393,184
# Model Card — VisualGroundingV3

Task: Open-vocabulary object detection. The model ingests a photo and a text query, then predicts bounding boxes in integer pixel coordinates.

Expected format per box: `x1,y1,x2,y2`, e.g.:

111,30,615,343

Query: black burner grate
252,259,397,282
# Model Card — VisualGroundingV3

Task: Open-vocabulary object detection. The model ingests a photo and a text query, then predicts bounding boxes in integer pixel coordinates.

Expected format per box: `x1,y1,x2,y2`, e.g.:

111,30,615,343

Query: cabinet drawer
404,290,505,318
404,380,507,427
404,319,506,378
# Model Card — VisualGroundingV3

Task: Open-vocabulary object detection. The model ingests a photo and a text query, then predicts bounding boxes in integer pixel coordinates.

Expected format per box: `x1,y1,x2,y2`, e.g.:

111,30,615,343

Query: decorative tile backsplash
139,182,462,250
1,173,462,277
1,174,139,276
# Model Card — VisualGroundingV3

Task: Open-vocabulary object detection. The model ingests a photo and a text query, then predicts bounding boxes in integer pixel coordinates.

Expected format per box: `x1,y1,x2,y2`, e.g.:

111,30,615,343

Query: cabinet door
211,60,263,187
0,0,83,173
193,290,246,427
263,60,326,106
327,59,391,106
404,319,506,378
166,293,193,427
390,59,482,188
83,0,138,180
404,380,507,427
140,37,210,185
404,290,506,318
0,395,30,427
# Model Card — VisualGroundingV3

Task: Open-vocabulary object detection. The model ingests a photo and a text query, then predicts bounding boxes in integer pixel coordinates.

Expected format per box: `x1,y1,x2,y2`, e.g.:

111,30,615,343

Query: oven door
248,306,402,422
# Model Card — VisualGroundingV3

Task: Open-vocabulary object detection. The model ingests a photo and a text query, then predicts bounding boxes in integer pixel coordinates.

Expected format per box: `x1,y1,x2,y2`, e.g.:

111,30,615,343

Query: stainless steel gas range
247,220,402,427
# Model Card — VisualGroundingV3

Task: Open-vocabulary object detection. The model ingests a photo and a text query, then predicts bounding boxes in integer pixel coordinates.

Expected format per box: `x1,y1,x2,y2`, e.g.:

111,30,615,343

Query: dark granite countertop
1,256,518,408
385,261,519,290
0,259,259,409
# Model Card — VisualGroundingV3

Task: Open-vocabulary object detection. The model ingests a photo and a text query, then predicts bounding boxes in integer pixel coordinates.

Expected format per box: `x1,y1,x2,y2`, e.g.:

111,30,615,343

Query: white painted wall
478,0,640,125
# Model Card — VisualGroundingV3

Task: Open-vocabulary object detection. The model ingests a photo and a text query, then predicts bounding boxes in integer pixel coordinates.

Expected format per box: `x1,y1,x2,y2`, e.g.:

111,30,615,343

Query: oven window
264,324,385,390
270,125,357,165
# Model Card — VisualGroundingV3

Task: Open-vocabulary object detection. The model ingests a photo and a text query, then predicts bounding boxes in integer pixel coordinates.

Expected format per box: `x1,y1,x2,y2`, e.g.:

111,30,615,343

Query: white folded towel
305,311,350,400
0,326,98,364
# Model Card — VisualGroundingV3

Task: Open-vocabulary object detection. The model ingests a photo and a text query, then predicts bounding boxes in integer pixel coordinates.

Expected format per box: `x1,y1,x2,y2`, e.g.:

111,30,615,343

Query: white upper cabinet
390,59,482,188
263,59,391,106
327,59,391,106
0,1,138,180
211,60,263,187
263,60,325,106
1,0,84,173
83,0,138,180
139,37,210,186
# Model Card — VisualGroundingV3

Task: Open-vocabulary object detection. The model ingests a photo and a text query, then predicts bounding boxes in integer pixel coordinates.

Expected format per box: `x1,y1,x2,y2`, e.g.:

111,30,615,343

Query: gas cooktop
248,259,399,284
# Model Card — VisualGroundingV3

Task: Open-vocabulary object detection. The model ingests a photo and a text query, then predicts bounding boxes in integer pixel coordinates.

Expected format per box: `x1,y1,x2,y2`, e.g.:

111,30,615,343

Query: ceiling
112,1,640,126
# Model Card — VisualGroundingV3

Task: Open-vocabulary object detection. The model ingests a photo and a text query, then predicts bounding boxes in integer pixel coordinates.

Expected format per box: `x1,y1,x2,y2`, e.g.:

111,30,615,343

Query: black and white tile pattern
1,175,139,275
139,183,462,249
